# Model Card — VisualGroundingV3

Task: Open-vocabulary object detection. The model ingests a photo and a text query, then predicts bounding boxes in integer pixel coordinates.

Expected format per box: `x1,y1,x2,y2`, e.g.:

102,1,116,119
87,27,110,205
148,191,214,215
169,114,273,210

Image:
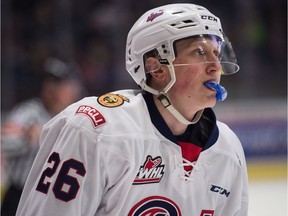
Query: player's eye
192,47,205,56
214,50,220,57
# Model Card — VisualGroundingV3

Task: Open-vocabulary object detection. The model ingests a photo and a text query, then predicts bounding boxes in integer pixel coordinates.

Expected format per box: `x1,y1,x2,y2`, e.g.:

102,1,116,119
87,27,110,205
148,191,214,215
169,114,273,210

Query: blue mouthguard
204,81,227,101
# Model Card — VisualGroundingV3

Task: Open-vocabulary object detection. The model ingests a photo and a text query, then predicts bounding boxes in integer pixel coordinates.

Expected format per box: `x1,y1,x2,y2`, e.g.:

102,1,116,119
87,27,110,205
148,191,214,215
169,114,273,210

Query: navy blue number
36,152,60,194
53,159,86,202
36,152,86,202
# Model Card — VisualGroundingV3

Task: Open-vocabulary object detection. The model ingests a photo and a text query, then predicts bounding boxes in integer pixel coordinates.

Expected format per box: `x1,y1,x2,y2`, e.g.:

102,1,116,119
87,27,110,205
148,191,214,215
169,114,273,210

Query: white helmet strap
157,93,203,125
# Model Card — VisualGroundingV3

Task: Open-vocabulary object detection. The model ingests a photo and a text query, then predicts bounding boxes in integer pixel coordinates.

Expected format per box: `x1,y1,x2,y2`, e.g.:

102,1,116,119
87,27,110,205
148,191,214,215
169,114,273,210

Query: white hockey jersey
16,89,249,216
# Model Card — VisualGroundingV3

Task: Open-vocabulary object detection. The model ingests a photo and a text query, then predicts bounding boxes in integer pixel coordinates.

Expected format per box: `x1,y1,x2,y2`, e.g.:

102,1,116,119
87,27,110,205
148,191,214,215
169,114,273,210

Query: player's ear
145,57,166,81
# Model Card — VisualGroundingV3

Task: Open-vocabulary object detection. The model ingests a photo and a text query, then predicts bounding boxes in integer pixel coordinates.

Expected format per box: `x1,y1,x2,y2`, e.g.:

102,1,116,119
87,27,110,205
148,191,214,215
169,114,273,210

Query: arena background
1,0,287,215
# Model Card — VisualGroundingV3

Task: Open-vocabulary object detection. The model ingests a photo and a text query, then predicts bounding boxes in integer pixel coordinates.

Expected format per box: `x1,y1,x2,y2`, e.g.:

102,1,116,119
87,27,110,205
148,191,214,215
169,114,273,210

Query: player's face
54,80,81,108
168,36,222,113
45,80,81,115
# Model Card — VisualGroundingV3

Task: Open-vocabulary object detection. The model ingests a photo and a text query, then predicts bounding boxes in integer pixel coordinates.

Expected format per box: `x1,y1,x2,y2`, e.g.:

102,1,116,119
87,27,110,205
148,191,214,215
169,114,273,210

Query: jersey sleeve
15,113,97,215
15,110,133,216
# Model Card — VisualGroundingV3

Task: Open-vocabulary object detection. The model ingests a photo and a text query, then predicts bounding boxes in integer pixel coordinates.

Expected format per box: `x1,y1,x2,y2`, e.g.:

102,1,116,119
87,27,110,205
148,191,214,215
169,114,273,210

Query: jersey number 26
36,152,86,202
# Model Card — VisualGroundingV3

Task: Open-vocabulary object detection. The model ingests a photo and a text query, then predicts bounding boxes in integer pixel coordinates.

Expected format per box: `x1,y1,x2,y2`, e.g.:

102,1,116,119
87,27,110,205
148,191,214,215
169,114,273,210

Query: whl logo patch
133,155,165,185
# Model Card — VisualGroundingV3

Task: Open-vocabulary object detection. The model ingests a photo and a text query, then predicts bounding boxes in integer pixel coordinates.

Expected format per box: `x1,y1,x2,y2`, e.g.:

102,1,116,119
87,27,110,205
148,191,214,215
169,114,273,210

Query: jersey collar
143,92,219,150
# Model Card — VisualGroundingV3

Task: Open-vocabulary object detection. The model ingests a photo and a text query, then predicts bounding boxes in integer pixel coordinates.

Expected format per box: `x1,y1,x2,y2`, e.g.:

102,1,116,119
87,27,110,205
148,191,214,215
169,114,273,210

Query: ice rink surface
249,179,287,216
247,159,287,216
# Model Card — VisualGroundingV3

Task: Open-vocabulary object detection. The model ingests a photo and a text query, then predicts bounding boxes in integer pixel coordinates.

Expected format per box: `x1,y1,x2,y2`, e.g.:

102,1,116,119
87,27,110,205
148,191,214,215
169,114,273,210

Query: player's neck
153,95,196,135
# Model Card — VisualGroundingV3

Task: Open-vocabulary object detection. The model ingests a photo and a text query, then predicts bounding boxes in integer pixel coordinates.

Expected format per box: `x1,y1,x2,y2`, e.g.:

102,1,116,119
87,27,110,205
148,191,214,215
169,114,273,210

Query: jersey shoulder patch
75,104,107,128
68,91,144,133
97,93,130,108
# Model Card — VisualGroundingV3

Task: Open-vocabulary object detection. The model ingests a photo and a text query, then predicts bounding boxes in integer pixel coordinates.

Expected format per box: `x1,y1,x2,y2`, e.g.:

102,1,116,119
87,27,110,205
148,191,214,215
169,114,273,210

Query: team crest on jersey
75,105,106,128
133,155,165,185
200,210,215,216
128,196,181,216
97,93,129,107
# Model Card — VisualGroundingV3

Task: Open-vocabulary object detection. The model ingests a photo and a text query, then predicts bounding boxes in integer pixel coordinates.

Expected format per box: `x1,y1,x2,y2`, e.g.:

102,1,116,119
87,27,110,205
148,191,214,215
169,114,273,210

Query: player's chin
204,96,217,108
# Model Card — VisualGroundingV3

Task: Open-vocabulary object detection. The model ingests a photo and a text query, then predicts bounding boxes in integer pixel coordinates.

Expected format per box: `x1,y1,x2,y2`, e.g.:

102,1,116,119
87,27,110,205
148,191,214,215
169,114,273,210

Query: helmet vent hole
134,65,140,73
172,10,184,15
205,26,209,30
169,20,197,29
183,20,193,24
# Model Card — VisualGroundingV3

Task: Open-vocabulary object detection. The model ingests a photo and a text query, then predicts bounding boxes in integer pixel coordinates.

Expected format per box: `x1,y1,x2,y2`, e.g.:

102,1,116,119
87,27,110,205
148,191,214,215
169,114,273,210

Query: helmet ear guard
144,56,162,77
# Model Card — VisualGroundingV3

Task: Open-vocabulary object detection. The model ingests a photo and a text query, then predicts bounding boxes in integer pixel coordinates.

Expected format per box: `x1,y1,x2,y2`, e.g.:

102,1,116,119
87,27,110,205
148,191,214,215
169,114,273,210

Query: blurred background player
1,57,83,216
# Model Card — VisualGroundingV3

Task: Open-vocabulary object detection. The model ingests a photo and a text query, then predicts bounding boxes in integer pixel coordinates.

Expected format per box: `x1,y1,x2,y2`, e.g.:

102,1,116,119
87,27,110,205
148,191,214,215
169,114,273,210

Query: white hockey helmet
126,3,239,92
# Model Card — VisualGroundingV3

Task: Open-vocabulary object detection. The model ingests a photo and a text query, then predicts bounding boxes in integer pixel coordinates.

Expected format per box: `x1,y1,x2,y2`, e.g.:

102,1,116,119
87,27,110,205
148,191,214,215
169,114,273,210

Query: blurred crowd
1,0,287,112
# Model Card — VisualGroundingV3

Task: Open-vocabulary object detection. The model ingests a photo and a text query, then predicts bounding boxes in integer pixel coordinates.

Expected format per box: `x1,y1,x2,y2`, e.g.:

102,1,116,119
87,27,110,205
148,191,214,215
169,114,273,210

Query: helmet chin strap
140,63,203,125
157,93,204,125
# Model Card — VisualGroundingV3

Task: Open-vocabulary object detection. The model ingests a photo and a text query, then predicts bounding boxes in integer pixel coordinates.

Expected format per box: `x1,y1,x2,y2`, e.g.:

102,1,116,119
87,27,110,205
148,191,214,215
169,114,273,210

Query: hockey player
1,57,82,216
16,4,249,216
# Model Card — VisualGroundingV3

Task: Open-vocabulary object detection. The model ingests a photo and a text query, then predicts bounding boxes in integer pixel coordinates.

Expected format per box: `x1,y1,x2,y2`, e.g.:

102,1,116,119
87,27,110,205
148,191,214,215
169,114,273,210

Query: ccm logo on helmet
201,15,218,22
